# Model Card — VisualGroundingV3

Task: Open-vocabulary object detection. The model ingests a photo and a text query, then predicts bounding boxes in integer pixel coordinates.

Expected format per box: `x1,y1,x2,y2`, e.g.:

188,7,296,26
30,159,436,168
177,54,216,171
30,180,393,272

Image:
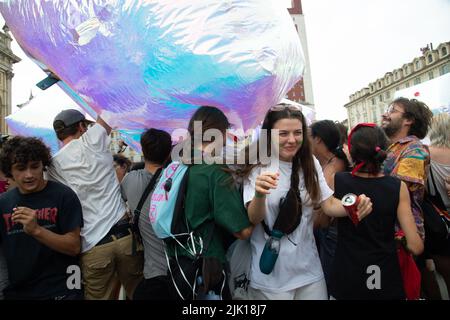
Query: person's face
273,118,303,162
381,103,406,138
10,161,46,194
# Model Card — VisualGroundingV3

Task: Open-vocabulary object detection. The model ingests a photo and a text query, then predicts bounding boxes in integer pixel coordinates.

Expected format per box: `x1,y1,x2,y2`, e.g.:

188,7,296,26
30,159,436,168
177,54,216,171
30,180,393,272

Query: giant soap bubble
6,87,95,154
1,0,304,136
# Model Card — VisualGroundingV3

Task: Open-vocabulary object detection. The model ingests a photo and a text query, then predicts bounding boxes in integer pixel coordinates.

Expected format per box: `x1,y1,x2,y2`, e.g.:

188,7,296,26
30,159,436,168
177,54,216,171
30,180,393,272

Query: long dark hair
240,106,320,205
310,120,350,171
187,106,230,143
184,106,235,184
179,106,230,162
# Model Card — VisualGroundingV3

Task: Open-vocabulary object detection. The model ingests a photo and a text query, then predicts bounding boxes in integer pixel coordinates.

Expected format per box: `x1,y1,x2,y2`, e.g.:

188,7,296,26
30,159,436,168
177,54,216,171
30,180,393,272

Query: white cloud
301,0,450,120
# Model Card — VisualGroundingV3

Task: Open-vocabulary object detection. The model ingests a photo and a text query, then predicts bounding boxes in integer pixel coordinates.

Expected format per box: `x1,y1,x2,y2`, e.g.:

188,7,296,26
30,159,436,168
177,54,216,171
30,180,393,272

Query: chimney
288,0,303,15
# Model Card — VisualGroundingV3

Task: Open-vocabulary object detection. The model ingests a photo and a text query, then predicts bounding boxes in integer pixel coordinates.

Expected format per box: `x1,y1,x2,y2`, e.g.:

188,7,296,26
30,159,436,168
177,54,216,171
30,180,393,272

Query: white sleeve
46,162,69,186
243,167,260,206
82,123,110,152
314,157,334,202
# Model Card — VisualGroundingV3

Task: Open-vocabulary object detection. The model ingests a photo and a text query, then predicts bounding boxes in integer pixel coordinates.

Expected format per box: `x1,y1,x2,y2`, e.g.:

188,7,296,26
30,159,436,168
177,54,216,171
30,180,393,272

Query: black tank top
330,172,405,300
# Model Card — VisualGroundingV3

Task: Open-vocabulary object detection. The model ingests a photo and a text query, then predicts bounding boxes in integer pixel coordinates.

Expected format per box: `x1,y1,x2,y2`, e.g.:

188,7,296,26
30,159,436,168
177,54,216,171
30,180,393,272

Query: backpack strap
132,168,163,253
261,220,271,236
172,165,215,255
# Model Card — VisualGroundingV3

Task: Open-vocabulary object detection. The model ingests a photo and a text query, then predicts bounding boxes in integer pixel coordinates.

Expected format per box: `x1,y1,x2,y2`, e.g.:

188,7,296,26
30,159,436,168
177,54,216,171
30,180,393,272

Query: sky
2,0,450,122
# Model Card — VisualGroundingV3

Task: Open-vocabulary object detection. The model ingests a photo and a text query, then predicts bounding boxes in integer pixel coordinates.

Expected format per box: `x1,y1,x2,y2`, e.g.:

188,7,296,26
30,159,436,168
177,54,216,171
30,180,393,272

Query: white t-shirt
243,157,333,293
47,124,126,253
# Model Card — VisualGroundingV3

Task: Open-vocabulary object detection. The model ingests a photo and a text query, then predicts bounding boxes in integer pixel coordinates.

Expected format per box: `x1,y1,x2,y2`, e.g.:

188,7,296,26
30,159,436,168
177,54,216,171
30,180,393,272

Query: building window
405,82,410,88
428,71,434,80
385,91,391,99
415,61,420,70
378,81,382,89
404,66,409,74
427,54,433,63
371,98,375,105
395,86,400,91
440,63,450,76
442,47,448,57
414,77,421,85
379,94,383,102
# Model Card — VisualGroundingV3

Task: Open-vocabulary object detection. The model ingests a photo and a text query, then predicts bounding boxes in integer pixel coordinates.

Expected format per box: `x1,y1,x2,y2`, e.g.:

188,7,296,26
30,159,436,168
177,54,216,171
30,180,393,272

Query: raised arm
97,116,112,136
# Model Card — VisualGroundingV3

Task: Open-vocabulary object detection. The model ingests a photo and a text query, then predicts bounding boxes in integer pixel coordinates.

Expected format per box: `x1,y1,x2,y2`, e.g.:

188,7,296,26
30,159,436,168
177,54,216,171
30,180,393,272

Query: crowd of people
0,97,448,300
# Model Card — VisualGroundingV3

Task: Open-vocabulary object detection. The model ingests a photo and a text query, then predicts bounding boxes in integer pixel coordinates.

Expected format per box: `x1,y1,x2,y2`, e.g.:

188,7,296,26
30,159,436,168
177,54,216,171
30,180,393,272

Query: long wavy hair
239,106,321,205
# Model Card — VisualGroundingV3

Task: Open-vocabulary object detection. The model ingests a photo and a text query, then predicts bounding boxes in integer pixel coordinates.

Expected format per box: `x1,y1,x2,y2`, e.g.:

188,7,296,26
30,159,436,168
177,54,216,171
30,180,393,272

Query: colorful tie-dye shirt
384,135,429,240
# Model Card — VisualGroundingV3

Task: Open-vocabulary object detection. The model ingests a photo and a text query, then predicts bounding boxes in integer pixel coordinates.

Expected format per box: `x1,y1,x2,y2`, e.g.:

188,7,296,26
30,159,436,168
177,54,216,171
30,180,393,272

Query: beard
382,118,402,138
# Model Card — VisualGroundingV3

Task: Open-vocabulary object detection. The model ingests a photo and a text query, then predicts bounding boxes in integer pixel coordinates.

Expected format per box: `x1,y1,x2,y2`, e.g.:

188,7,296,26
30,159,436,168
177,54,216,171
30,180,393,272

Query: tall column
287,0,314,108
0,26,21,135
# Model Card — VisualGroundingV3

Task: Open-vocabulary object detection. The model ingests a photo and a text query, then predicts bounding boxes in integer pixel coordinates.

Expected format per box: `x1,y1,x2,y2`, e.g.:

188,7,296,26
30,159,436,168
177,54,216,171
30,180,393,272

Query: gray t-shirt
430,160,450,211
0,247,8,300
120,169,167,279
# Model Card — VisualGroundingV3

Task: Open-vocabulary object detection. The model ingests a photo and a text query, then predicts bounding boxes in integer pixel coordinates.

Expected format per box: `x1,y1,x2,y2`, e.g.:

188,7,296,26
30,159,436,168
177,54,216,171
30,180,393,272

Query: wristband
255,191,266,199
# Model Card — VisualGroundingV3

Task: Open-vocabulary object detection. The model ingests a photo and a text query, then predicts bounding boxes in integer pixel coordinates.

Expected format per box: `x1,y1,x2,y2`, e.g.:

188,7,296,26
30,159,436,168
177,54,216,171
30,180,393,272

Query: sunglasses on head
270,103,302,112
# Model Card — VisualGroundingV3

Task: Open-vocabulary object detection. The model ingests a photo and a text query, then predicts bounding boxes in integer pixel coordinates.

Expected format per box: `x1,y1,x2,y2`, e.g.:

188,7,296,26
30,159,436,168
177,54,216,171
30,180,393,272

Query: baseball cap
53,109,93,131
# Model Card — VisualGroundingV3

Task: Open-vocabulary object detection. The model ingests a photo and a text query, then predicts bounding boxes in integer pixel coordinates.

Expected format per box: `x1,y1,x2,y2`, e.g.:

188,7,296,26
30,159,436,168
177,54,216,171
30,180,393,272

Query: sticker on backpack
150,161,189,239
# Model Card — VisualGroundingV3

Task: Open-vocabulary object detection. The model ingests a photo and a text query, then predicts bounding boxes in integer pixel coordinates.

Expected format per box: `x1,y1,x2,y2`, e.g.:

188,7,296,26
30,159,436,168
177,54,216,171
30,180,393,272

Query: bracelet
255,191,266,199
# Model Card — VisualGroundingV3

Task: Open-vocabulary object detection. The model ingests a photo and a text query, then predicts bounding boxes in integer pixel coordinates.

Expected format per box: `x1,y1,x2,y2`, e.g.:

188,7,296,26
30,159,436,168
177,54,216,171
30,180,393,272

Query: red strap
351,162,366,176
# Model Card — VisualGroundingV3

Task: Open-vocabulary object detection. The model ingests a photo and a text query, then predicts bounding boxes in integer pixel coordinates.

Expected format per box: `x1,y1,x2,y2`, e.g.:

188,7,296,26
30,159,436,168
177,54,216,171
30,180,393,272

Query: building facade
345,41,450,129
0,26,20,135
287,0,314,107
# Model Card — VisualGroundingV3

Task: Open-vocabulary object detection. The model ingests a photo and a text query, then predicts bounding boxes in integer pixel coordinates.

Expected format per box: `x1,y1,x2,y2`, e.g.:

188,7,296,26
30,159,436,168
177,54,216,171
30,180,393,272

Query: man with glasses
381,97,433,240
47,109,143,299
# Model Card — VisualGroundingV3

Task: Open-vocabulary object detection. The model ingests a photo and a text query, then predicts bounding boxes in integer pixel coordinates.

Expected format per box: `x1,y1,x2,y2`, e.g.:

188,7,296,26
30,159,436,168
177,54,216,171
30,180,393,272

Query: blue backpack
150,161,190,240
149,161,217,300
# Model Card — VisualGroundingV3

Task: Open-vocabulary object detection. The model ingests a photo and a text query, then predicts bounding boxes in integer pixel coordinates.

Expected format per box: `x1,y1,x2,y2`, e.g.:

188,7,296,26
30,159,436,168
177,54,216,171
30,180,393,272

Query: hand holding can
342,193,360,225
342,193,373,225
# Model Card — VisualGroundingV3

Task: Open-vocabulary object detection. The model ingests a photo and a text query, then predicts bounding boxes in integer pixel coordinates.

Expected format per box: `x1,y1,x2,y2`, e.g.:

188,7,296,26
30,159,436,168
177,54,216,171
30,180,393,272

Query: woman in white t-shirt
241,103,373,300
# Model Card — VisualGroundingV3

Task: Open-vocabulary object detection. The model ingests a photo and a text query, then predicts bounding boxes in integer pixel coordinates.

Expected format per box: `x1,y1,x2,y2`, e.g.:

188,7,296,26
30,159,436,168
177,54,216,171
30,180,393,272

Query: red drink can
342,193,360,226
